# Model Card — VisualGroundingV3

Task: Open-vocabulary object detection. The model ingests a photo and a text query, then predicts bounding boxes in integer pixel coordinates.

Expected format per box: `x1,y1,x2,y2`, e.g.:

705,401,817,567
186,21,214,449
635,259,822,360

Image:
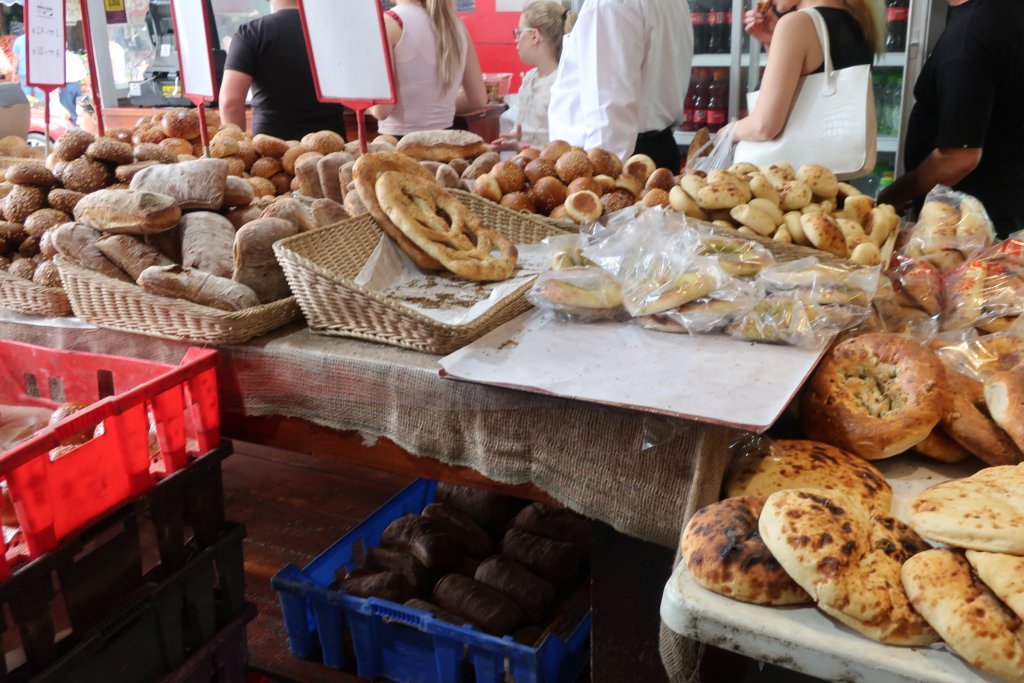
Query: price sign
169,0,216,100
24,0,66,89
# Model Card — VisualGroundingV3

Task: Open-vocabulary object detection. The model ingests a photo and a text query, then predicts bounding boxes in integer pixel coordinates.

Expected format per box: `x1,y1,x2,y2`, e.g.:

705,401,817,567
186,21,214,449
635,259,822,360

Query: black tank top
808,7,874,72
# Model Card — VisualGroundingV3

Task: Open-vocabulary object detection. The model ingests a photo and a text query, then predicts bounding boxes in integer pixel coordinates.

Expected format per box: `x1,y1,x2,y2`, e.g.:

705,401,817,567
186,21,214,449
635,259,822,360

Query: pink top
378,4,468,136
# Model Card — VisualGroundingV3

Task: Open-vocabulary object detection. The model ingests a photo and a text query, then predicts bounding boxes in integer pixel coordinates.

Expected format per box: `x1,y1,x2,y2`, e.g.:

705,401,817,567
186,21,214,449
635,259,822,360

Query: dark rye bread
681,496,809,606
902,549,1024,682
760,488,938,646
726,439,893,517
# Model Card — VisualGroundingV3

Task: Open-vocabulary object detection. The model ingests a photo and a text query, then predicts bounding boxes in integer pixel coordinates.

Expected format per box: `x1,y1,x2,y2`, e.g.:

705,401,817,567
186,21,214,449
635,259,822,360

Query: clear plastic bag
685,122,736,175
934,321,1024,382
527,266,625,321
543,233,596,271
899,185,996,273
940,233,1024,332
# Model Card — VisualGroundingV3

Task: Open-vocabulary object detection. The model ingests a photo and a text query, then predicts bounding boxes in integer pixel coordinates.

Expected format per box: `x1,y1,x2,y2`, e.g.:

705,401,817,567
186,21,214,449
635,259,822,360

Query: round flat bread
759,488,938,645
965,550,1024,621
726,439,893,517
908,463,1024,553
680,496,810,606
902,549,1024,682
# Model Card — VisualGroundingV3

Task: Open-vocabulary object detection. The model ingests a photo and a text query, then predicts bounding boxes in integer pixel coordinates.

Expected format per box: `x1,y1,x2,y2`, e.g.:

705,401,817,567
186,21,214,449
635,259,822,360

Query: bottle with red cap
885,0,909,52
691,0,709,53
706,69,729,133
706,0,730,54
681,72,701,132
691,68,711,131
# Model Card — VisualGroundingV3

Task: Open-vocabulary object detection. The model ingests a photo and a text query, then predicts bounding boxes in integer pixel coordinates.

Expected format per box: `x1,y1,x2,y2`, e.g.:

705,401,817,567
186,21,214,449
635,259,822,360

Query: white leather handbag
734,8,877,180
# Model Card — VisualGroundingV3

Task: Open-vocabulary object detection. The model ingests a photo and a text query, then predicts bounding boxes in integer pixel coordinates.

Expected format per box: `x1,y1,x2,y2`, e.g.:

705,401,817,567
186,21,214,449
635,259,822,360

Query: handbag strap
799,8,837,96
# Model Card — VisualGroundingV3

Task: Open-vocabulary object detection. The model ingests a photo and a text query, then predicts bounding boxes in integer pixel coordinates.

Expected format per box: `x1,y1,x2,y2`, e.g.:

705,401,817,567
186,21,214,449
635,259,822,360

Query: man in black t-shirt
218,0,345,140
879,0,1024,237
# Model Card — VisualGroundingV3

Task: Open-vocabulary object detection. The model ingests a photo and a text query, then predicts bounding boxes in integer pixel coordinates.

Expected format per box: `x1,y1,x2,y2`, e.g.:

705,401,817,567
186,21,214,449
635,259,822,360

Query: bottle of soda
706,68,729,133
682,73,700,132
887,73,903,134
691,68,711,131
706,0,728,54
691,0,708,54
885,0,909,52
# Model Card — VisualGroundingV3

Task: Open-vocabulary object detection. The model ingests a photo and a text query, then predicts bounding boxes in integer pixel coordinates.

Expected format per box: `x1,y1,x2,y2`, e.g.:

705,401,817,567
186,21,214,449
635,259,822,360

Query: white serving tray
659,456,1000,683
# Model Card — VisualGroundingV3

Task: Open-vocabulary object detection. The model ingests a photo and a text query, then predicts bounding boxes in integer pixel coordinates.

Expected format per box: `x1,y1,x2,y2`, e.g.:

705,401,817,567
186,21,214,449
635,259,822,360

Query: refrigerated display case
675,0,944,192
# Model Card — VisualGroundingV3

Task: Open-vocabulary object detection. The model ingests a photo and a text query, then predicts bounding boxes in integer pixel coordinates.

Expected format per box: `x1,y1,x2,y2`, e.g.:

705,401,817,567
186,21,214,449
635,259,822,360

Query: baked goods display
331,484,590,645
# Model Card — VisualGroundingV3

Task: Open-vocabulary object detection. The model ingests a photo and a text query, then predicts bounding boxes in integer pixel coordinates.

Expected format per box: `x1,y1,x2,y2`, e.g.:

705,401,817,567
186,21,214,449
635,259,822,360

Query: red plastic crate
0,341,220,578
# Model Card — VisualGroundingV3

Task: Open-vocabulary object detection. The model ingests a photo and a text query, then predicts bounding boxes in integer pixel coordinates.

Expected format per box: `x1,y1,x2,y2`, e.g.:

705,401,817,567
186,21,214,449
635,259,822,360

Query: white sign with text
25,0,65,88
170,0,215,99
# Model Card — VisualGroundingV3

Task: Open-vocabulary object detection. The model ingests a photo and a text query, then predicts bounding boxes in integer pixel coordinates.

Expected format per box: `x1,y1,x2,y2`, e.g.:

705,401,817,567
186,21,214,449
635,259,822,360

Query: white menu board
25,0,65,89
298,0,394,102
170,0,215,99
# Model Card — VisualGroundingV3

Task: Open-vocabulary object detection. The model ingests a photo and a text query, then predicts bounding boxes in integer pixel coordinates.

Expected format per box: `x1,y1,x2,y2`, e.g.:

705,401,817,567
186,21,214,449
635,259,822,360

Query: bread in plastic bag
899,185,996,273
527,266,624,321
934,324,1024,382
940,233,1024,332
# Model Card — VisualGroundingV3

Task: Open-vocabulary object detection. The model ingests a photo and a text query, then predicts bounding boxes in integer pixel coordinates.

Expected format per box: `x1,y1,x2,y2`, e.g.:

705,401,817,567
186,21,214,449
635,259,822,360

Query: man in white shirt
548,0,693,171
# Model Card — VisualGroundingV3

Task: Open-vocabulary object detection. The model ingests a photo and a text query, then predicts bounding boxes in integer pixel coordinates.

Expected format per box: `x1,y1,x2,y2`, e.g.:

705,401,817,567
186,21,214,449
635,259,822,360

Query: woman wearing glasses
493,1,577,152
369,0,488,136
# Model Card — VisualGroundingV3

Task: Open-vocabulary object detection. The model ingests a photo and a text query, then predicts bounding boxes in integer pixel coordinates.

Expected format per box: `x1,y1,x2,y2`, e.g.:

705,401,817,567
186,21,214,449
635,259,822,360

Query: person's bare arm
455,36,487,114
218,69,252,132
368,13,402,121
878,147,982,211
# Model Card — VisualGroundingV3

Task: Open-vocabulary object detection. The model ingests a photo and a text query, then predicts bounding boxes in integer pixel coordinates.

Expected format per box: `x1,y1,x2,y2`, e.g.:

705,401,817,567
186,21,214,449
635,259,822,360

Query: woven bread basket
274,189,570,354
55,256,301,344
0,270,71,316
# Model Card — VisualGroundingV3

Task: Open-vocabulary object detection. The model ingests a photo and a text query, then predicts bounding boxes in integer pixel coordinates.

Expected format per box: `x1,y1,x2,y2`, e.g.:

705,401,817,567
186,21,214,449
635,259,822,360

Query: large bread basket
0,270,72,317
55,256,301,344
274,190,570,354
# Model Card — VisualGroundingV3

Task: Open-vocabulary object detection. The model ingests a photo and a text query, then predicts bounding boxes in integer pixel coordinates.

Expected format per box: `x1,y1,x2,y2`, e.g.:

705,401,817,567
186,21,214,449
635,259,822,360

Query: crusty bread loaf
222,175,255,209
181,212,236,279
114,161,160,184
137,264,260,311
309,198,347,227
129,158,228,210
225,205,263,230
51,222,133,282
73,189,181,235
261,197,316,233
316,152,350,203
294,152,325,198
396,130,489,162
95,234,174,280
232,217,298,303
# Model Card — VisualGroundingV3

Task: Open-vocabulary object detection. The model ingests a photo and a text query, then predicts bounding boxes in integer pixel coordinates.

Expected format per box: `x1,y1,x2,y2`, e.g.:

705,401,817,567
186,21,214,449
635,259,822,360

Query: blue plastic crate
271,479,591,683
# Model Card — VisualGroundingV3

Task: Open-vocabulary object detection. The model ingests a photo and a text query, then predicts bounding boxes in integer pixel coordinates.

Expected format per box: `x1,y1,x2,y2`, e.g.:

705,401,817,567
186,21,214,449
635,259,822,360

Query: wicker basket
0,270,71,316
55,257,302,345
274,190,570,354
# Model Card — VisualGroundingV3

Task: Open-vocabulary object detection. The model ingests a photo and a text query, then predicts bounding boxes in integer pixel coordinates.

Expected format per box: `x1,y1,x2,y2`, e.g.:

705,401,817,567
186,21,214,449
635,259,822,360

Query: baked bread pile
333,483,590,645
351,151,518,281
900,464,1024,681
54,159,340,311
800,332,1024,466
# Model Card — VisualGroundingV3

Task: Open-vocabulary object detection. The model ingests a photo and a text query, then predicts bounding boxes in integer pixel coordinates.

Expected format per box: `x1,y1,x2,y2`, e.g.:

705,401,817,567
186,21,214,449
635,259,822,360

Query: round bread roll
269,172,293,196
223,156,246,177
281,145,312,175
623,154,656,184
524,158,556,185
374,134,399,147
55,128,95,161
529,176,567,215
62,157,113,194
801,333,949,459
554,149,593,184
567,176,603,197
800,212,846,256
6,163,56,187
0,135,29,158
252,134,290,158
587,147,621,177
499,191,535,213
491,160,527,194
564,190,602,223
4,185,46,223
23,209,70,238
104,128,133,144
223,176,256,208
539,139,571,162
32,259,61,288
942,370,1022,466
293,151,326,198
251,157,283,179
301,130,346,155
133,142,176,165
435,163,461,189
472,173,502,203
726,439,892,517
161,108,201,140
681,496,810,605
511,154,532,172
614,173,643,199
600,189,634,215
645,167,676,192
8,257,35,279
640,187,670,208
47,188,85,214
131,125,165,146
159,137,193,157
244,177,276,199
902,549,1024,682
761,488,938,645
449,157,470,176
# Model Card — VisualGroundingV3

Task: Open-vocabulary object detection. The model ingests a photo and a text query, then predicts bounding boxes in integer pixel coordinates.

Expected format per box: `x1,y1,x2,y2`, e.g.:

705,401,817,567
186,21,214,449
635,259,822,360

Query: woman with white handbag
719,0,885,179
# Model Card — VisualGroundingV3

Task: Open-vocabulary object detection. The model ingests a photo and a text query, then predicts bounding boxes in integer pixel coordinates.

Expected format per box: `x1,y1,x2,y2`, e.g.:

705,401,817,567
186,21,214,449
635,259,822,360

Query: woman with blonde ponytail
722,0,883,144
370,0,487,136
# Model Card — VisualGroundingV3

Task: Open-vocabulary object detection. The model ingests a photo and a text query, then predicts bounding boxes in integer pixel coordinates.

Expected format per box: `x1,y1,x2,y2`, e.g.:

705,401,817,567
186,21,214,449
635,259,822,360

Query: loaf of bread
114,161,159,184
95,234,174,280
222,175,255,209
232,217,297,303
474,555,556,623
500,528,581,590
181,212,236,279
432,574,524,636
261,197,317,233
294,152,325,198
512,504,592,553
145,226,182,264
339,570,416,603
435,483,525,535
51,222,132,282
380,514,465,571
404,598,476,627
73,189,182,235
309,198,348,227
129,158,228,210
226,205,263,230
137,264,261,311
421,503,495,558
396,130,489,162
317,152,349,203
365,547,431,596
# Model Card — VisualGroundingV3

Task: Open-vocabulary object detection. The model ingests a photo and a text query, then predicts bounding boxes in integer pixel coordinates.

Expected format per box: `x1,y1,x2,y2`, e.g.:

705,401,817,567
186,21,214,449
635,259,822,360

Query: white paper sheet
354,236,549,326
438,310,831,431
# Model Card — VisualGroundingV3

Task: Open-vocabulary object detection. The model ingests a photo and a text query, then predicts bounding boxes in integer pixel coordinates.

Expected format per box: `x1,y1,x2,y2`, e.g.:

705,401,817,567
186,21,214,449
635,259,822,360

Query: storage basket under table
274,190,570,355
55,256,302,345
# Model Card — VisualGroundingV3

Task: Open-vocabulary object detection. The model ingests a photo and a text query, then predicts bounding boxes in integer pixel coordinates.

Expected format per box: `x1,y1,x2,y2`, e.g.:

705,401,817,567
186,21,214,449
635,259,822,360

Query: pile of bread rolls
52,157,342,311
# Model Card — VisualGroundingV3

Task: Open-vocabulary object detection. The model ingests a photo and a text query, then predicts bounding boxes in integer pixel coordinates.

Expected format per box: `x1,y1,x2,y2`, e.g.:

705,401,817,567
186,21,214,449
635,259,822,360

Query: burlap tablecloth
0,315,733,549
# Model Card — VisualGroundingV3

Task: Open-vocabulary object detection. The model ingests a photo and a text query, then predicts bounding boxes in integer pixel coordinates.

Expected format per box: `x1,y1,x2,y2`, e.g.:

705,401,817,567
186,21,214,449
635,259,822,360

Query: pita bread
726,439,893,517
902,549,1024,683
680,496,810,606
965,550,1024,621
908,463,1024,553
759,488,938,645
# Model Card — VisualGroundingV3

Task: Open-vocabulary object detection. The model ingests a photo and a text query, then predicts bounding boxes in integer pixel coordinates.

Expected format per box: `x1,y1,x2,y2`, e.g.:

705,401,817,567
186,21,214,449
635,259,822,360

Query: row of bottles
681,68,731,133
872,70,904,136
